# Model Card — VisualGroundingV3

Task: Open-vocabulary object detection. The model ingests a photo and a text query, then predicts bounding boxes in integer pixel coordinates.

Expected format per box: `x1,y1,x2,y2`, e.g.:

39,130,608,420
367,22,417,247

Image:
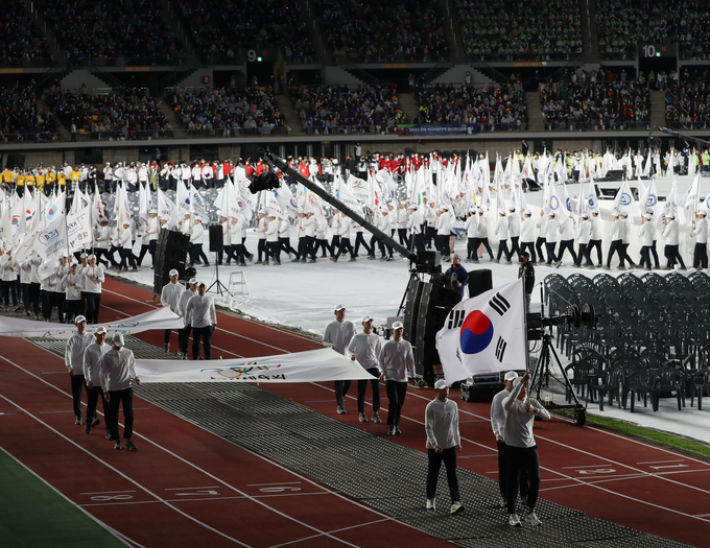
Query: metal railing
466,52,583,62
335,52,450,65
0,131,60,143
542,120,651,131
665,121,710,130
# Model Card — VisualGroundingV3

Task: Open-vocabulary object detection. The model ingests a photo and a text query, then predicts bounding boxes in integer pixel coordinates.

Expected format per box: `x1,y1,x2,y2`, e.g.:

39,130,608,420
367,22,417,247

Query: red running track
2,276,709,547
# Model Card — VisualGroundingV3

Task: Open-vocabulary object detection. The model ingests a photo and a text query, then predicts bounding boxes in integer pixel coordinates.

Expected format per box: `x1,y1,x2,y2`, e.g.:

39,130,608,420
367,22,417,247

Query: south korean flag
436,279,526,385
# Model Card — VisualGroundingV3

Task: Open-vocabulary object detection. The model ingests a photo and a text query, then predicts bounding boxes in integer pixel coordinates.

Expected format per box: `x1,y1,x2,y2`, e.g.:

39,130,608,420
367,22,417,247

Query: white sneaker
527,512,542,526
387,426,396,435
371,412,382,423
450,501,464,514
426,498,436,510
509,514,521,527
499,496,507,508
358,412,367,423
336,406,346,415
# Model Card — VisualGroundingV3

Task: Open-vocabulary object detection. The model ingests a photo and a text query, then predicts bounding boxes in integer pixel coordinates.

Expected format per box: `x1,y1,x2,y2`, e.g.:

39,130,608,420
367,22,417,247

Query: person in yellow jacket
24,169,35,189
69,166,81,192
15,170,25,196
35,170,46,194
46,168,57,195
57,170,67,189
1,167,13,192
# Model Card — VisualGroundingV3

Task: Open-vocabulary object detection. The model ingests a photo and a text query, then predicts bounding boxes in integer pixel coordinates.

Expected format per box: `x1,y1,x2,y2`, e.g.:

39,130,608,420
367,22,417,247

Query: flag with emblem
435,279,526,384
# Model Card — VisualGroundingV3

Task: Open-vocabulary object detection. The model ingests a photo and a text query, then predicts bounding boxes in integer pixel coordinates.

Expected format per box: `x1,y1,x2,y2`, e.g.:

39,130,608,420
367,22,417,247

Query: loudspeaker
209,225,223,253
468,269,493,298
153,229,190,294
402,276,424,344
414,282,461,385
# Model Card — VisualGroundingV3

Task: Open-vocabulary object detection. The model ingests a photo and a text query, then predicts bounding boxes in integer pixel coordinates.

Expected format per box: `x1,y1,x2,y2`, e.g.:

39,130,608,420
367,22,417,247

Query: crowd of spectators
0,85,59,142
665,81,710,129
1,0,52,67
315,0,448,63
44,86,173,140
413,83,527,131
35,0,183,66
290,85,406,134
597,0,710,59
456,0,582,61
166,86,287,136
174,0,315,64
539,70,651,130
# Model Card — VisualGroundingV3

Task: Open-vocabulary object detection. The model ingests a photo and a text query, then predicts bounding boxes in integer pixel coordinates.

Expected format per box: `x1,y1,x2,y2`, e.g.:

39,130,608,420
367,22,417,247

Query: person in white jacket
544,212,560,266
574,213,593,267
264,214,281,265
464,209,478,262
82,255,105,324
692,210,709,269
0,248,19,309
519,210,537,263
333,212,355,262
662,213,686,270
638,213,655,270
65,315,94,425
473,209,495,262
557,216,578,267
189,218,210,266
160,269,185,352
495,211,512,263
508,207,521,259
117,222,137,272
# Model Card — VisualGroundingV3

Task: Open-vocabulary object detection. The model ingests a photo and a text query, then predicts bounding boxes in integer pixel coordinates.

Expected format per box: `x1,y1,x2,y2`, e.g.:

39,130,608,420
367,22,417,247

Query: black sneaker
85,425,92,435
114,441,122,450
126,440,136,451
105,432,113,440
91,417,101,427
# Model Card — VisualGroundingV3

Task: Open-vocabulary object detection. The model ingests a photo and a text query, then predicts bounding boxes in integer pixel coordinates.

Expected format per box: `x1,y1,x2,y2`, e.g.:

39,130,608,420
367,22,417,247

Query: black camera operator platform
526,286,595,426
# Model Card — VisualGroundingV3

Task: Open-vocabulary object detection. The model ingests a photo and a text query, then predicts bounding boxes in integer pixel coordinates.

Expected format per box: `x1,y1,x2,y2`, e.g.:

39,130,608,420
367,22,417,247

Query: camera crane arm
258,149,418,262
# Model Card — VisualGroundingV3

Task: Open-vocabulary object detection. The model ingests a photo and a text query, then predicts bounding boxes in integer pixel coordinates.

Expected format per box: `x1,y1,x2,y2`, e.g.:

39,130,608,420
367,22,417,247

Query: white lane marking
81,490,137,495
0,446,136,548
0,350,371,548
0,391,253,548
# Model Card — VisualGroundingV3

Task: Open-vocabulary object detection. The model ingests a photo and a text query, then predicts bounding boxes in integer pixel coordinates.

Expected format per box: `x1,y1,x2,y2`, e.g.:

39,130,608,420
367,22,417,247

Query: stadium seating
413,83,527,131
540,72,650,131
0,85,59,142
166,87,287,136
315,0,448,63
173,0,315,63
34,0,183,66
455,0,582,61
665,81,710,129
1,0,52,67
289,85,406,134
44,87,173,140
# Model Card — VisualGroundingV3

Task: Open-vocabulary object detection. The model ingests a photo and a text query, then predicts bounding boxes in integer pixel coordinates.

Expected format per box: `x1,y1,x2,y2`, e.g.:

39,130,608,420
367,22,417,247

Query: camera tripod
207,261,229,296
529,330,586,426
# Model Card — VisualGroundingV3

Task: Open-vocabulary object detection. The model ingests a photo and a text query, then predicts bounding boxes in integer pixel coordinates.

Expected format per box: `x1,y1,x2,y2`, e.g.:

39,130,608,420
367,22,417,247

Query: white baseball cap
434,379,447,390
189,278,198,285
74,315,87,324
504,371,519,382
94,326,107,335
113,333,125,346
169,269,179,276
334,304,346,312
361,315,373,323
391,321,404,330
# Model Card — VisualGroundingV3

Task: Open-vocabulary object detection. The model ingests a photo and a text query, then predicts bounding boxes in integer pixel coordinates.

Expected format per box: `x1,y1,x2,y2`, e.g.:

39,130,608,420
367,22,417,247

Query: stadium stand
173,0,316,63
315,0,448,63
0,0,52,67
665,81,710,129
540,71,651,131
43,87,173,140
456,0,583,61
34,0,184,66
165,86,287,136
413,83,527,130
289,85,407,134
597,0,710,60
0,85,59,142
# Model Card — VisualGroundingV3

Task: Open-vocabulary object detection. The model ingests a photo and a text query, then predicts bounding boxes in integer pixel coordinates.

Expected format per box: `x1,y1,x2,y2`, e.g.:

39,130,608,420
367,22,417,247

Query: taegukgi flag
435,279,526,385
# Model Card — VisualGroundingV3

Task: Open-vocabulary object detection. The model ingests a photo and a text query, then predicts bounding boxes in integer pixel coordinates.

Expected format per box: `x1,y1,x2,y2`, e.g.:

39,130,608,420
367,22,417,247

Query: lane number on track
258,485,302,493
173,489,220,496
575,468,616,475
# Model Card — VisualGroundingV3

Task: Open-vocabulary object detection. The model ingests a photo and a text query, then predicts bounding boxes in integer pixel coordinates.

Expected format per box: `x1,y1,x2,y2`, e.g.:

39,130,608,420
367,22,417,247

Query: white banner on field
136,347,378,383
0,307,182,339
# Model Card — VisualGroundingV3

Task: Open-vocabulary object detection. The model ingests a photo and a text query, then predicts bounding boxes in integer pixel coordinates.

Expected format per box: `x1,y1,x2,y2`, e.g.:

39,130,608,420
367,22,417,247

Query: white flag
67,206,93,253
31,215,68,261
547,185,569,222
436,280,526,384
586,179,599,213
613,179,641,218
157,188,182,228
273,183,299,218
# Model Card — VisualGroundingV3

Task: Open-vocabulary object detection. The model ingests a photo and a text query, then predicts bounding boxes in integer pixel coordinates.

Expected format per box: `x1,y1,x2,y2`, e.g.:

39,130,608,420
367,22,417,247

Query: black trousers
545,242,558,264
335,380,351,408
497,240,512,261
179,325,192,355
426,226,437,249
192,325,213,360
70,374,85,419
108,388,134,440
436,234,450,257
588,239,603,265
24,282,40,315
304,236,316,260
510,236,521,258
257,239,267,261
41,289,52,320
357,368,380,413
520,241,536,263
353,233,372,257
164,328,173,347
558,239,577,264
665,244,686,268
313,238,330,258
497,440,528,502
66,299,84,322
535,237,547,263
266,241,281,263
426,447,460,503
650,241,660,267
1,278,18,306
136,244,150,266
410,233,425,252
85,292,101,324
473,237,495,259
397,228,409,248
329,235,340,257
119,247,136,269
279,237,298,258
606,239,622,268
506,445,540,514
620,243,636,267
385,380,408,426
86,385,106,433
94,248,113,267
190,243,209,265
575,243,592,266
694,242,708,269
334,237,354,260
639,246,652,269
